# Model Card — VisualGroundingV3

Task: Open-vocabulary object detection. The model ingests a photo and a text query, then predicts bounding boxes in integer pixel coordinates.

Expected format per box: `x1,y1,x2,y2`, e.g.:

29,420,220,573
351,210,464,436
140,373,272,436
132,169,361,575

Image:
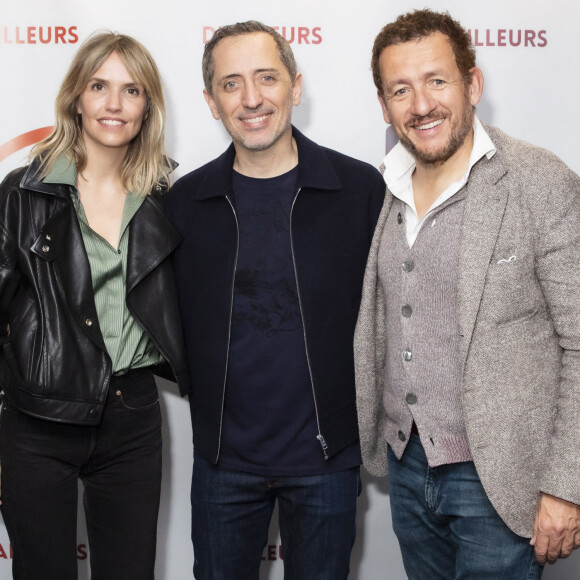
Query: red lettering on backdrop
0,543,7,559
525,30,536,46
467,29,547,48
485,29,495,46
311,27,322,44
498,29,507,46
39,27,52,44
0,26,78,44
0,127,53,163
203,26,215,44
55,26,66,43
69,26,79,43
537,30,547,47
510,30,522,46
261,544,284,560
279,27,295,43
204,26,323,45
298,27,309,44
77,544,88,560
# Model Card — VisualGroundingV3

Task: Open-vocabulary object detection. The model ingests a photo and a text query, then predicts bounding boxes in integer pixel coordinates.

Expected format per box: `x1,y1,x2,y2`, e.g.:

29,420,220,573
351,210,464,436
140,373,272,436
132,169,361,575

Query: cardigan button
85,318,93,327
402,260,414,272
397,212,403,224
402,350,412,362
398,430,406,442
402,305,413,318
406,393,417,405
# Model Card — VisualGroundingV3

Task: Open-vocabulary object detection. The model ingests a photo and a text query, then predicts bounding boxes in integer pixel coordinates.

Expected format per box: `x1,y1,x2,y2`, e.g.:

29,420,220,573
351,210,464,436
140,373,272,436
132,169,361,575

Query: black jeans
0,368,162,580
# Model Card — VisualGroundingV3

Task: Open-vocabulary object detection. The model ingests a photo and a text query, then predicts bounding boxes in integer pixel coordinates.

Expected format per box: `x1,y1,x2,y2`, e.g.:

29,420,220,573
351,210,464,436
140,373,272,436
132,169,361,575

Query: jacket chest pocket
480,253,544,327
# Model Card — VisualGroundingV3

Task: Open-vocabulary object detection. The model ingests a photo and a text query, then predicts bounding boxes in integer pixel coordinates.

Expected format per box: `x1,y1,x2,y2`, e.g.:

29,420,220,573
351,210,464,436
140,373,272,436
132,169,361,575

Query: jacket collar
20,155,179,197
20,157,72,198
193,125,342,201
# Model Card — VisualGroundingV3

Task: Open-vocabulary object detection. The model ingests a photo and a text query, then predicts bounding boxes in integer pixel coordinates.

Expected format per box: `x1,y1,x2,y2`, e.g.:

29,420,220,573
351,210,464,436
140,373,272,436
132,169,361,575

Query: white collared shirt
381,116,496,247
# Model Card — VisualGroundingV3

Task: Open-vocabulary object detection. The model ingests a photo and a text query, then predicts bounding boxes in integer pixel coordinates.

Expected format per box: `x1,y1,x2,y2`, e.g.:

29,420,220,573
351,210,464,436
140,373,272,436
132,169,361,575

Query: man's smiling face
204,32,302,155
378,32,482,168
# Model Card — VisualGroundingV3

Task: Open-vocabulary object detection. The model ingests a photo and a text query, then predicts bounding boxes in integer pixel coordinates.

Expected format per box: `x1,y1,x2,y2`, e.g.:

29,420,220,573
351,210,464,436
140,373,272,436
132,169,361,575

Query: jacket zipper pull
317,434,329,460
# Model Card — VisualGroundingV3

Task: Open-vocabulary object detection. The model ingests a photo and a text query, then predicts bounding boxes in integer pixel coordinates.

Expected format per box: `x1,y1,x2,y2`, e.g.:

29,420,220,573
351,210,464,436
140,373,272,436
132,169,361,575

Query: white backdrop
1,0,579,578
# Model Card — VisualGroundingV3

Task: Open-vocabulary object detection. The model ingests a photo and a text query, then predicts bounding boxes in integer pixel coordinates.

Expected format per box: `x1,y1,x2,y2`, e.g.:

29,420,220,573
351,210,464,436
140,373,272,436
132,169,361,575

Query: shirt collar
47,155,144,239
43,155,77,186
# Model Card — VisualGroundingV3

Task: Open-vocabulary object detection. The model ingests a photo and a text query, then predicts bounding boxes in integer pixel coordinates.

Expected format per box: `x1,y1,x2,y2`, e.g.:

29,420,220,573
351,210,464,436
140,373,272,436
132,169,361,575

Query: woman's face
76,51,148,157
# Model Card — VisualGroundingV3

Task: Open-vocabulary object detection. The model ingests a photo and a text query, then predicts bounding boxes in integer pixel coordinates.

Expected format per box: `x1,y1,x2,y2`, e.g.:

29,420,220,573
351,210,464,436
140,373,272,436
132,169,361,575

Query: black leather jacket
0,162,188,425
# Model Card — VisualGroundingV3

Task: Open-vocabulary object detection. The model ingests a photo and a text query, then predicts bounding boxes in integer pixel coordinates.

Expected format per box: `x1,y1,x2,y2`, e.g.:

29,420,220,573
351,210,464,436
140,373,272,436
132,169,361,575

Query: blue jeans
191,454,360,580
387,435,543,580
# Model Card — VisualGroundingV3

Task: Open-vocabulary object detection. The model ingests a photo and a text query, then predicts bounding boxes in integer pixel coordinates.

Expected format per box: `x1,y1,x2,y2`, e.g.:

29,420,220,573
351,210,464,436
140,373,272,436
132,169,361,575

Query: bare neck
233,134,298,179
412,130,474,220
78,142,127,193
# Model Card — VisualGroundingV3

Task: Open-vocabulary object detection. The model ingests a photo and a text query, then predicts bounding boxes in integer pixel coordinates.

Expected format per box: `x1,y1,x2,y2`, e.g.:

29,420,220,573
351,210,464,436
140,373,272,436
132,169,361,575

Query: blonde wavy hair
31,31,171,195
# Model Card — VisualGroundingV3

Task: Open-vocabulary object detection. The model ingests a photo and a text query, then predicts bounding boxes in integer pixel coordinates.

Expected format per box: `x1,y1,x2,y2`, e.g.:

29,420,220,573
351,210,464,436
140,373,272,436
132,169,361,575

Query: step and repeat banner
1,0,579,578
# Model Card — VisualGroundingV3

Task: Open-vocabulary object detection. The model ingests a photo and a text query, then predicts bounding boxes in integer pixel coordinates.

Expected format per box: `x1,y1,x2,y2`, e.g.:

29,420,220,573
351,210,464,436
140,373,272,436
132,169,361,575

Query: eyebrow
216,67,281,83
87,76,141,88
385,69,451,90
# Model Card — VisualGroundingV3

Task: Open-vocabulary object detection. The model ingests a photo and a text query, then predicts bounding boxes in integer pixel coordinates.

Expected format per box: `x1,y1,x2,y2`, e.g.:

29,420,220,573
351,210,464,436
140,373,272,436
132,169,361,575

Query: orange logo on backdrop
0,127,53,163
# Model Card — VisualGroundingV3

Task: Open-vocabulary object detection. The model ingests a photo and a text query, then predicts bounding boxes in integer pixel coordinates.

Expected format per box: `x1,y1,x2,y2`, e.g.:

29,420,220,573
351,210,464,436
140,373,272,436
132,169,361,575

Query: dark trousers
191,454,360,580
0,368,162,580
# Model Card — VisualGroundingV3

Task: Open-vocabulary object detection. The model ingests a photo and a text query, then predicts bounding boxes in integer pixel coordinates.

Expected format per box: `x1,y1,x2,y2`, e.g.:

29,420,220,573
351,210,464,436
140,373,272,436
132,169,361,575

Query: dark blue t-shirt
218,167,360,476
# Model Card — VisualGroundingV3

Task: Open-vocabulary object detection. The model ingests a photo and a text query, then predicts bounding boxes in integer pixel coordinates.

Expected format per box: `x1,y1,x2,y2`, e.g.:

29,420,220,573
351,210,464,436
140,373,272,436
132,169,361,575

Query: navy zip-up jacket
165,127,385,465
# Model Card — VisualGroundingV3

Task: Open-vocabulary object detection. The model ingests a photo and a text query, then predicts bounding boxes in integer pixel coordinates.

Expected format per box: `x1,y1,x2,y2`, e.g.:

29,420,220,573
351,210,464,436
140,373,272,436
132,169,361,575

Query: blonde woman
0,32,187,579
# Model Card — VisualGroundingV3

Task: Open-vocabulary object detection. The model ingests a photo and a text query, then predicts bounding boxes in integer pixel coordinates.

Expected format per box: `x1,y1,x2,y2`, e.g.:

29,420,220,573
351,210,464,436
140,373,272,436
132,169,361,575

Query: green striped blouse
44,157,164,374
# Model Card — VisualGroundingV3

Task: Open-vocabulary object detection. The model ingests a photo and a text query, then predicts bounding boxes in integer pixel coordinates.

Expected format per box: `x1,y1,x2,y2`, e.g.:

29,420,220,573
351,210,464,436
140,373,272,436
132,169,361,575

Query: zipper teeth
215,196,240,463
289,188,328,460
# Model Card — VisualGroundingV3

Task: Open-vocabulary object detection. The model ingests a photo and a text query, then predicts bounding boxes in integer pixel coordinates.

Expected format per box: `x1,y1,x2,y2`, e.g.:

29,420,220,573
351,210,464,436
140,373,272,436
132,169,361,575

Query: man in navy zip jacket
164,21,384,579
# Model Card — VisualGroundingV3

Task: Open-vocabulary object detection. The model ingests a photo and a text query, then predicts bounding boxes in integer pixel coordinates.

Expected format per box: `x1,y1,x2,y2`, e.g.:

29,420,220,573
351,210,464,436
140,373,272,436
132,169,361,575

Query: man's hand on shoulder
531,492,580,564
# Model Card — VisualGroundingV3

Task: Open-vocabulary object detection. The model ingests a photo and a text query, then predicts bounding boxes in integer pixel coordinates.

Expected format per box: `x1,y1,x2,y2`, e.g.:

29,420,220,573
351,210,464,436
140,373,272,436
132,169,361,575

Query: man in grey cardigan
355,8,580,579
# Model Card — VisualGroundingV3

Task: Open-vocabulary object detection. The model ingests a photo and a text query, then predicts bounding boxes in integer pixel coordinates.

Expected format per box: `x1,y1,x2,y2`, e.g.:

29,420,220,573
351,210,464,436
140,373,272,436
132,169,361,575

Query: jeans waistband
108,367,156,396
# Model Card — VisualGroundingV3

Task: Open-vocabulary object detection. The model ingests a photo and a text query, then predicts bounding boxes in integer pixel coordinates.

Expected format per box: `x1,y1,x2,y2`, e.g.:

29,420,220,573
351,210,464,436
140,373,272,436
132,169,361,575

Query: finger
533,534,551,565
560,534,575,559
547,537,564,565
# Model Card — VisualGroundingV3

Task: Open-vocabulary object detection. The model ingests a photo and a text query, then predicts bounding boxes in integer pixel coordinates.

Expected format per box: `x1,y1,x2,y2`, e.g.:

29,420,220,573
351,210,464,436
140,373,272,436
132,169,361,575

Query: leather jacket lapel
126,196,182,293
31,201,107,352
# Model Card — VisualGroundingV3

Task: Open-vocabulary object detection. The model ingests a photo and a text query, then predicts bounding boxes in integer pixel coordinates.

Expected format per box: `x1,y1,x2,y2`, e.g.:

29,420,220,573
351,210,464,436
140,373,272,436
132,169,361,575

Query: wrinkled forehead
379,33,459,83
211,32,287,79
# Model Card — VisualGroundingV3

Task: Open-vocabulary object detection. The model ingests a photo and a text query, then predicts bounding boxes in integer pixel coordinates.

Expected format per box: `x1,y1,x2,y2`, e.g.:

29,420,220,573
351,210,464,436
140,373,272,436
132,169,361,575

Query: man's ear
292,72,303,107
467,67,484,107
203,89,221,120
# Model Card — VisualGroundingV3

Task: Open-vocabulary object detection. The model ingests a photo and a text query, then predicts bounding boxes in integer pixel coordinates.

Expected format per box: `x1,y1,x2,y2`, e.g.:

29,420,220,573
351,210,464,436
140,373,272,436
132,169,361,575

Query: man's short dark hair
202,21,298,94
371,9,476,94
